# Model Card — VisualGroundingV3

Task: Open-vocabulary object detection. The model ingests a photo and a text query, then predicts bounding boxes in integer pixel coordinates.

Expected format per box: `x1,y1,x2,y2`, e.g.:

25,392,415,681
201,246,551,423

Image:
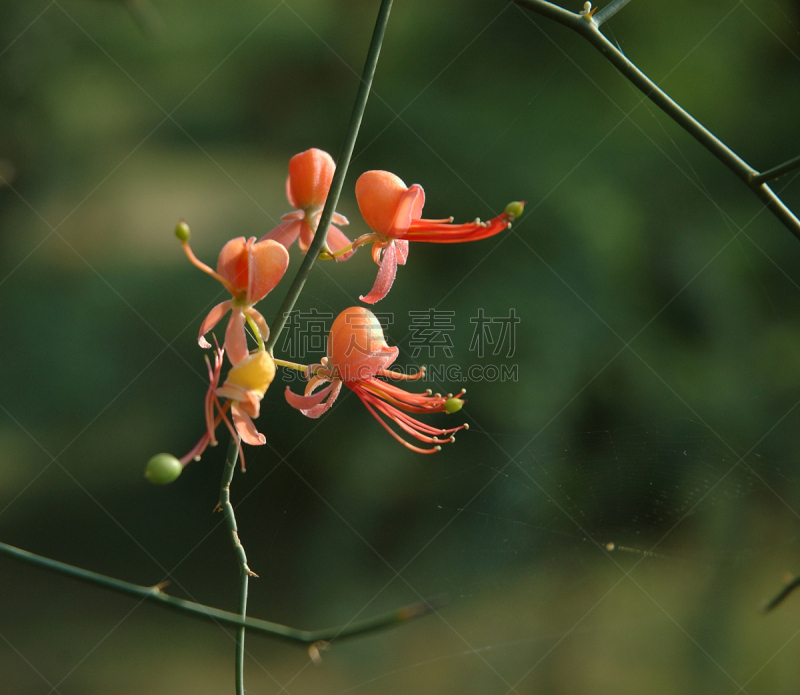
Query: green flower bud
504,201,525,220
444,397,464,414
174,220,191,242
145,453,183,485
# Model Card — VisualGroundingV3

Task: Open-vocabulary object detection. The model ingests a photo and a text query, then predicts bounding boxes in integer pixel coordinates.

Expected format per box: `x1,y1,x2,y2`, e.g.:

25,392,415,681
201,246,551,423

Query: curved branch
513,0,800,241
0,539,442,644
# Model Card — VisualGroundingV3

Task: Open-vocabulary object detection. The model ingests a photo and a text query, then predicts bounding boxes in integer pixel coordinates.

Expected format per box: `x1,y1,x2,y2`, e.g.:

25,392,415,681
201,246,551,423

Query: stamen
377,366,426,381
180,241,240,296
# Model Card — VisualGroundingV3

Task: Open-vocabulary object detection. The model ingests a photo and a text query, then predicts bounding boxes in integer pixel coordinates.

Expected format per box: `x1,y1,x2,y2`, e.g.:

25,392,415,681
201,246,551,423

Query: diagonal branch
513,0,800,241
0,539,442,644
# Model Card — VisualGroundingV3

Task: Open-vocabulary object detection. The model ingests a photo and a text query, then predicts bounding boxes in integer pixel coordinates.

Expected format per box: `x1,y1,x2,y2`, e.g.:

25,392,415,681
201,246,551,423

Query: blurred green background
2,0,800,692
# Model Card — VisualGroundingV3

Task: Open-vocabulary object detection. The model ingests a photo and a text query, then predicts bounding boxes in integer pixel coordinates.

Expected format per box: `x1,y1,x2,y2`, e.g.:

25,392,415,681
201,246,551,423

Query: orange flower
180,346,276,470
284,307,467,454
178,226,289,365
261,148,353,259
345,170,523,303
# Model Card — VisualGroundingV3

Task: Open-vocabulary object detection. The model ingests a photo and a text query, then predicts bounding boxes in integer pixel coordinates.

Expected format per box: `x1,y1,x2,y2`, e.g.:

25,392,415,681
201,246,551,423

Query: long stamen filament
274,358,311,372
319,233,377,260
377,366,426,381
181,241,240,296
244,313,266,352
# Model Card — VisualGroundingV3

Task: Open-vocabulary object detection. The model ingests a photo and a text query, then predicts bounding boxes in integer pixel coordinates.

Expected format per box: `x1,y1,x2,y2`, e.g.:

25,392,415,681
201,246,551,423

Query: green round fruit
145,453,183,485
174,220,191,242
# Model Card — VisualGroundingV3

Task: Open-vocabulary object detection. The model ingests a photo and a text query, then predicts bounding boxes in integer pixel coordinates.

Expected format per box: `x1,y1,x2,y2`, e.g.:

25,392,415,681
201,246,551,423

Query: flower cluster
147,148,522,482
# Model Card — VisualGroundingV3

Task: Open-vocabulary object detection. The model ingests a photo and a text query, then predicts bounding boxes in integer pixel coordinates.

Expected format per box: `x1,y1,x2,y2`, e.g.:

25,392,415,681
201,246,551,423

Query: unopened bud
145,453,183,484
444,397,464,414
504,201,525,220
174,220,191,242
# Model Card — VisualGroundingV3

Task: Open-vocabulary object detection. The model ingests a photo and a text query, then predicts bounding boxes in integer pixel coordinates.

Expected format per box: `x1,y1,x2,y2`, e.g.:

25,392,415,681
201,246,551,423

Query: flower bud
145,453,183,484
444,397,464,414
174,220,191,242
504,201,525,220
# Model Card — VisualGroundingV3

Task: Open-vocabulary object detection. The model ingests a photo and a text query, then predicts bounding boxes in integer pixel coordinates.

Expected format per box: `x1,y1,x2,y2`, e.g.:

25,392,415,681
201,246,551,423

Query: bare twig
0,539,443,643
514,0,800,241
751,154,800,186
594,0,634,26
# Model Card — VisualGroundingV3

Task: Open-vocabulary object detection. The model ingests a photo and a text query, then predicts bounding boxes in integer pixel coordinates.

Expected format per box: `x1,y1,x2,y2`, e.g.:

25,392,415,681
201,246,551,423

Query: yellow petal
224,351,276,398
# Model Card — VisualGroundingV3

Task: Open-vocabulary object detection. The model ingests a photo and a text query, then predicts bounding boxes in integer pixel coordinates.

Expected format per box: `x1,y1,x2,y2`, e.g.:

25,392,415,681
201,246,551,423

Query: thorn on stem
308,640,330,665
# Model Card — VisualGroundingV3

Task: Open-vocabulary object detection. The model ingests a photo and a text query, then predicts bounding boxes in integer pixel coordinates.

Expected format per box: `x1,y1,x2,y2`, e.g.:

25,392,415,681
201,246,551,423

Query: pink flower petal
339,346,399,383
284,380,342,418
332,212,349,226
217,237,249,294
198,301,232,348
281,210,305,221
247,239,290,303
327,225,354,261
395,239,409,265
298,221,314,254
225,308,248,365
305,374,329,395
389,184,425,238
360,241,399,304
232,404,266,445
285,174,296,208
261,220,302,250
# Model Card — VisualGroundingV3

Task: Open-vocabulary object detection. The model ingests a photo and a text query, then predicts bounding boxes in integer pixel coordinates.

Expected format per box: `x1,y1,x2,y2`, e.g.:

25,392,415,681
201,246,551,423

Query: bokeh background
2,0,800,692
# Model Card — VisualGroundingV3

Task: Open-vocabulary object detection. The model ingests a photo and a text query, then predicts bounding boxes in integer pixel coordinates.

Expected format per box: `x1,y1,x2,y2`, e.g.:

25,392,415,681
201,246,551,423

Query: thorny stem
265,0,394,352
593,0,634,25
513,0,800,241
0,539,441,643
218,437,252,695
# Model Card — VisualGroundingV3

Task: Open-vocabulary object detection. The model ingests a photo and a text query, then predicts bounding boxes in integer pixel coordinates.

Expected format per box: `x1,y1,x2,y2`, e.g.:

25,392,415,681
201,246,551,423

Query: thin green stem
751,154,800,186
274,358,310,372
513,0,800,241
0,539,440,643
265,0,394,352
218,437,251,695
593,0,634,26
244,312,266,352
